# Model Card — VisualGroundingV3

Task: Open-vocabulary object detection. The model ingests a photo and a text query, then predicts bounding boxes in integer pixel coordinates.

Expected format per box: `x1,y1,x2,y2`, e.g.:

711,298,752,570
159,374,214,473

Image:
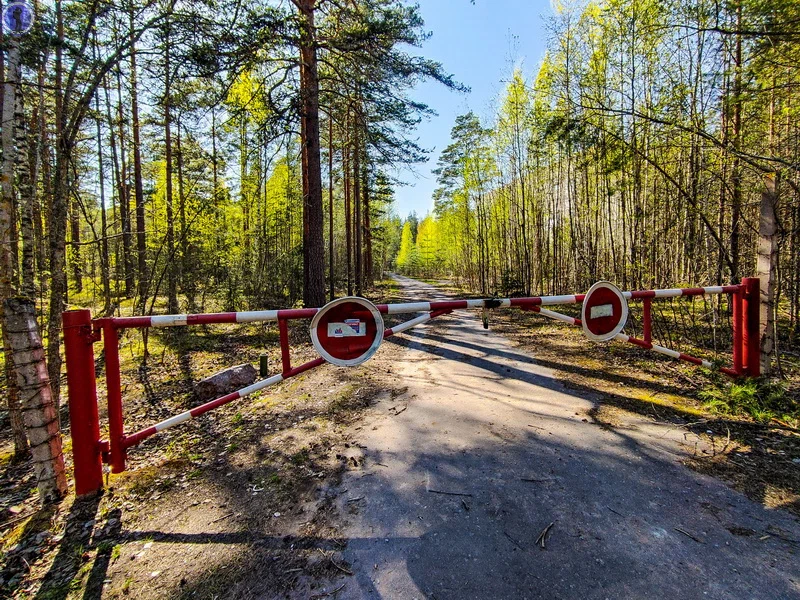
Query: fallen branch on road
536,521,556,549
311,583,346,598
427,488,472,497
674,527,705,543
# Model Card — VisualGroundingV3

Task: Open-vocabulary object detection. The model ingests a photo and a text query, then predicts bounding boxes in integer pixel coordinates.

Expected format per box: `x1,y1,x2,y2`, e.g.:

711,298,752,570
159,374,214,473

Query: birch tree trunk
757,174,778,376
4,297,68,503
363,159,373,288
14,69,35,298
1,35,30,458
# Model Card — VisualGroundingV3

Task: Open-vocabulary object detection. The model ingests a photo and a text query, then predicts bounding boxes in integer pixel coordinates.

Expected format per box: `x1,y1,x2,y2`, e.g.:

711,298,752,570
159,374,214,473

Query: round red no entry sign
310,297,384,366
581,281,628,342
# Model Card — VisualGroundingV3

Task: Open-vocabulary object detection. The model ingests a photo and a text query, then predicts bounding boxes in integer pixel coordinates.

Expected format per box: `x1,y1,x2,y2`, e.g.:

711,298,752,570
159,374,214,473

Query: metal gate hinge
80,324,102,344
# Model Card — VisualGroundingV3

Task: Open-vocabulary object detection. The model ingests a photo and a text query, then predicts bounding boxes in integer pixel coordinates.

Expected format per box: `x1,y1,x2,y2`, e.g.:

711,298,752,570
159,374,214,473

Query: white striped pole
110,285,741,330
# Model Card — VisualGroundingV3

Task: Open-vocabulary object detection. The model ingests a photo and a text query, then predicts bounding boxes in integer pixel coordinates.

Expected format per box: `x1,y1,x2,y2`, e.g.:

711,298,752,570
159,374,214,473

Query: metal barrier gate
63,278,761,496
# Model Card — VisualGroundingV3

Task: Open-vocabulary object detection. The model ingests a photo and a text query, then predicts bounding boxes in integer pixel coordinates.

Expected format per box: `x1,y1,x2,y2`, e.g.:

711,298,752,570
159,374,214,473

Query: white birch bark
4,297,68,503
1,36,30,457
757,174,778,376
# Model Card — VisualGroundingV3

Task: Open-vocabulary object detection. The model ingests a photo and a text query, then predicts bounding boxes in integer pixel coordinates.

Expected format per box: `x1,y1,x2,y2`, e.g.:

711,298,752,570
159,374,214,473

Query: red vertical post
742,279,752,376
63,310,104,496
732,285,743,376
278,318,291,375
742,277,761,377
102,321,127,473
642,298,652,345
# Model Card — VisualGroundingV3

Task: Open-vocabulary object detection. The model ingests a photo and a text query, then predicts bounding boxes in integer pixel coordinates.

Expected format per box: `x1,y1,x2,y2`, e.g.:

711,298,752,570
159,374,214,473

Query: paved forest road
330,275,800,600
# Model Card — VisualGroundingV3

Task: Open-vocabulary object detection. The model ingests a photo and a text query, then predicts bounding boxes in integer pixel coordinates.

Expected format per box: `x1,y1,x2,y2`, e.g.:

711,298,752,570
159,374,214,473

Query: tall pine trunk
46,0,67,408
344,131,352,296
70,194,82,292
95,92,111,312
109,69,133,298
297,0,326,307
177,120,193,308
328,117,334,301
163,16,178,314
353,123,362,295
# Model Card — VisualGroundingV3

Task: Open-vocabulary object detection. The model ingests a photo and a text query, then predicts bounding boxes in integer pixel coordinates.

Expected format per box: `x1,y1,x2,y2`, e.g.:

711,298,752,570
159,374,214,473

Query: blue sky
391,0,554,219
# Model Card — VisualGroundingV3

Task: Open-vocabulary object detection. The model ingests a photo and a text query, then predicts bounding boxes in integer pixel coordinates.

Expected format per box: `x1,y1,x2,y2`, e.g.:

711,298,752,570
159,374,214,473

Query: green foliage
396,221,418,273
699,379,796,423
290,448,310,465
391,0,800,342
416,216,440,271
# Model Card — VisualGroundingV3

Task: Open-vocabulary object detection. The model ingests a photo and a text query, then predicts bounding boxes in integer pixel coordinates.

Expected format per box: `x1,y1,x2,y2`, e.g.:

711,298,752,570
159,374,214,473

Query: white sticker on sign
328,320,366,337
590,304,613,319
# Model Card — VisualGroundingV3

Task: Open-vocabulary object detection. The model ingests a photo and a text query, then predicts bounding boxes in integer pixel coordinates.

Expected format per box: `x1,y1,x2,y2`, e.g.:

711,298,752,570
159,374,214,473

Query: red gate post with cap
742,277,761,377
63,309,104,496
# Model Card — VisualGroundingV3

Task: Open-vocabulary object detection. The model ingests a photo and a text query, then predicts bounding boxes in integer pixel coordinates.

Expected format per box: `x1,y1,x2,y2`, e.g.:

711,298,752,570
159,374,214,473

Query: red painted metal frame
642,297,653,344
63,310,104,496
742,277,761,377
63,281,760,496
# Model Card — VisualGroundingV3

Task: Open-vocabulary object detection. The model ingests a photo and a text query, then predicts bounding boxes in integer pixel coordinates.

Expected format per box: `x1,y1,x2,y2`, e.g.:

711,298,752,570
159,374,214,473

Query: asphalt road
330,275,800,600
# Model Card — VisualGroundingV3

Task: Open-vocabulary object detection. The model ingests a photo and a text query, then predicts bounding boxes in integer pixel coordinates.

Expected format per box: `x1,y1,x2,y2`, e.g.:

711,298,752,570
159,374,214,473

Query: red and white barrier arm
525,306,582,326
123,355,326,448
124,371,288,447
625,285,740,300
614,333,714,368
110,298,565,328
108,285,742,330
383,312,434,335
122,310,453,448
111,308,318,329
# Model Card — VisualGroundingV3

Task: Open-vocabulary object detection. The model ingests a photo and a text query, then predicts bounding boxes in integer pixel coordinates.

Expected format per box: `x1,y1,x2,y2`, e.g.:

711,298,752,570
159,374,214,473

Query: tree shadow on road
396,322,800,517
31,494,103,600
